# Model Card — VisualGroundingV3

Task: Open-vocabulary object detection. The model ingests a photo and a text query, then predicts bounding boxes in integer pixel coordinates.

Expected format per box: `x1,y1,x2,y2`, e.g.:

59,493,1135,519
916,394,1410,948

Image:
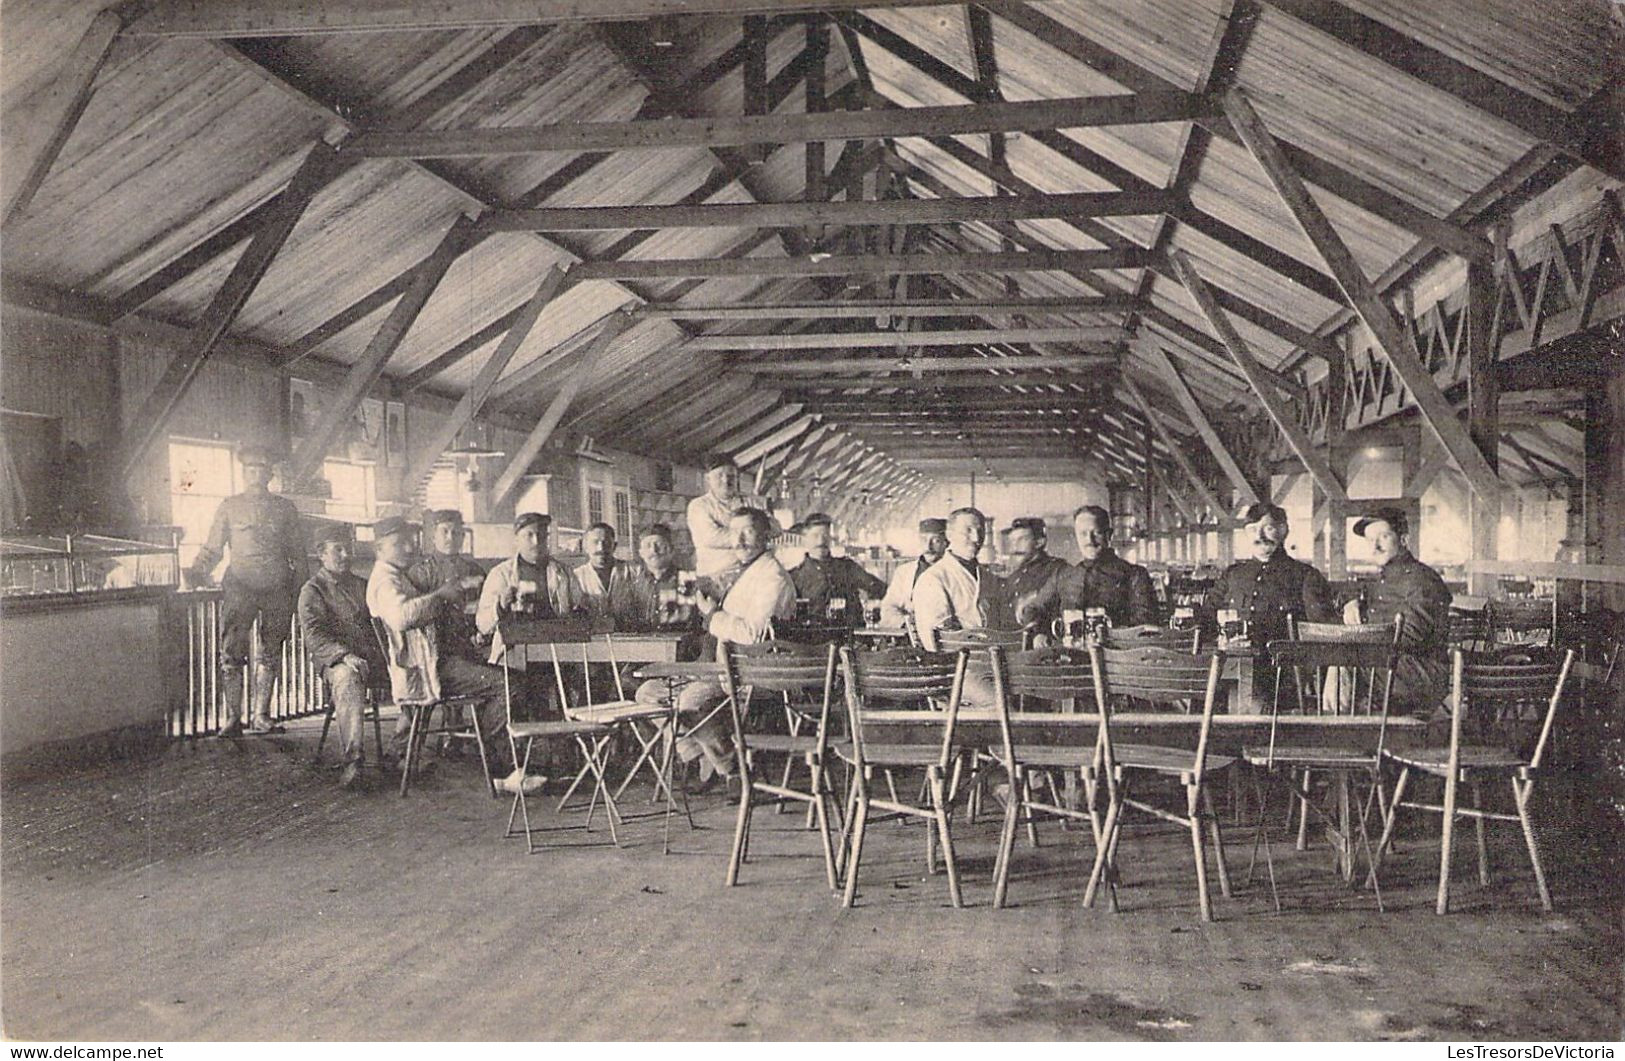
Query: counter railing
170,589,329,738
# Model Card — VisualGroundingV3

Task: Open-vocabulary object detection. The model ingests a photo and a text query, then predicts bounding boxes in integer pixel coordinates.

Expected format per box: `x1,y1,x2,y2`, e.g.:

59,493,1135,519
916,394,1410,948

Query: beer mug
1171,605,1197,631
1084,607,1111,643
864,601,882,627
515,579,539,612
1051,608,1088,647
677,569,697,602
827,596,848,621
1217,608,1248,646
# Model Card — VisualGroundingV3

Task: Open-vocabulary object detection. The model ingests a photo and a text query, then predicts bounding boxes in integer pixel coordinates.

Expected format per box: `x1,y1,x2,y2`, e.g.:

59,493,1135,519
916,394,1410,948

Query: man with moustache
297,524,388,789
878,517,948,627
1356,507,1453,713
409,509,487,661
573,521,643,630
1203,502,1337,650
1025,505,1159,630
789,512,887,627
912,506,1010,652
1005,516,1072,635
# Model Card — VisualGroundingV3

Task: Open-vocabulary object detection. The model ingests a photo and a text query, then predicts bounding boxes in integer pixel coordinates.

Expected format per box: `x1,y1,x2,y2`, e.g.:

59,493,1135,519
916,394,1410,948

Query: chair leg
1355,770,1385,913
1369,766,1410,885
1437,768,1459,915
1187,784,1214,922
835,766,861,881
1202,785,1232,900
1295,768,1313,850
993,766,1021,910
1512,776,1553,912
398,705,425,798
725,769,754,887
1023,772,1041,849
370,702,384,767
841,787,871,908
811,759,839,891
467,708,495,799
1472,781,1490,886
314,703,335,763
930,768,962,909
1083,789,1123,910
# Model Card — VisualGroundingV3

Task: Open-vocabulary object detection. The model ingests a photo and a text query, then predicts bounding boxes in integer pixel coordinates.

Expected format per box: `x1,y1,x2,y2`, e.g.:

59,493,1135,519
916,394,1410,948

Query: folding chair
495,617,621,853
1374,648,1575,914
370,619,492,798
836,645,970,908
983,644,1108,909
931,627,1026,819
555,633,673,809
1083,644,1234,922
1243,637,1399,912
719,640,843,889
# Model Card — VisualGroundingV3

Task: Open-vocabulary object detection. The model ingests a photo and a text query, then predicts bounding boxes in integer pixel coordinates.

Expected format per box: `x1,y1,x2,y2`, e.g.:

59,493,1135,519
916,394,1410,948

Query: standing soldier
687,455,745,578
789,513,887,627
189,444,307,737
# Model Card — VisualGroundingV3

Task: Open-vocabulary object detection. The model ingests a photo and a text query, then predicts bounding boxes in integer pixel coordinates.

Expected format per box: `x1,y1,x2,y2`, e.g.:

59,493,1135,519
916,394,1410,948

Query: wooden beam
1144,346,1259,506
490,312,633,506
1169,249,1347,503
574,247,1147,282
1465,256,1501,593
1223,88,1503,500
716,402,804,453
802,393,1101,412
478,189,1174,232
118,142,340,479
695,325,1123,350
2,9,123,224
403,265,571,488
346,92,1214,158
734,415,819,466
288,214,478,485
738,354,1113,375
634,295,1136,320
127,0,962,36
761,372,1104,392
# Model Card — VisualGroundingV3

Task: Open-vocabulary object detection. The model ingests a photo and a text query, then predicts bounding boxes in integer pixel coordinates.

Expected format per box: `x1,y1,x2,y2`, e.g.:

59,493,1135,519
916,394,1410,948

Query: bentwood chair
370,619,491,798
719,640,843,890
836,646,970,908
1374,648,1576,914
983,645,1108,909
495,617,620,853
1244,637,1399,912
1084,644,1234,922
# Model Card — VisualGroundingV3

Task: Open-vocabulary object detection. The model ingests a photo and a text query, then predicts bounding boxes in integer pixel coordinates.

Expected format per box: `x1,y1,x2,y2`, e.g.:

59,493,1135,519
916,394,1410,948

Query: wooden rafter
693,325,1122,349
1144,345,1260,506
572,247,1148,282
634,295,1136,320
739,354,1113,375
1223,88,1502,500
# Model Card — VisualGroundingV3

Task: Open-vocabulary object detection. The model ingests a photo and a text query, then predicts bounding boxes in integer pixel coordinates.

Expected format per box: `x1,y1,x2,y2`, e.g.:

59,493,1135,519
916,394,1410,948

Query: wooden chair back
1491,597,1557,648
1290,617,1401,644
1451,648,1575,772
720,639,840,763
985,645,1098,775
1103,624,1200,652
1263,639,1399,766
495,616,595,720
838,645,968,776
936,627,1029,652
1088,644,1224,784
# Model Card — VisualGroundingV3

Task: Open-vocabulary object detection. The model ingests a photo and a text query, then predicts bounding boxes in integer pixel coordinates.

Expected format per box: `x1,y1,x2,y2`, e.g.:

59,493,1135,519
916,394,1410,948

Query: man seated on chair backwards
297,524,388,790
367,515,543,796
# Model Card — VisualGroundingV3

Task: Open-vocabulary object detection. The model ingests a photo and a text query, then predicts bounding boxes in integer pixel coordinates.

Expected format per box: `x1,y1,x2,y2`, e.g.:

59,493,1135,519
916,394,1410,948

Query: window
322,458,375,522
586,485,604,528
169,439,239,570
613,489,631,541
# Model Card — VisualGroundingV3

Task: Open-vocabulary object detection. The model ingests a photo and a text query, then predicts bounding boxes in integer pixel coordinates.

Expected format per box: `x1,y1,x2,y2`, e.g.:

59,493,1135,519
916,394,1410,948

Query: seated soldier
367,516,543,796
1355,507,1453,714
408,509,487,661
573,521,643,631
297,525,388,790
879,517,948,628
1005,516,1071,637
789,512,887,628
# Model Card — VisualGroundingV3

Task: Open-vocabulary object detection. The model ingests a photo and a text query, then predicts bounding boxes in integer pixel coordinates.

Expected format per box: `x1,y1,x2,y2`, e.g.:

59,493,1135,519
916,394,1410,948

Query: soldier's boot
215,661,246,738
246,661,285,734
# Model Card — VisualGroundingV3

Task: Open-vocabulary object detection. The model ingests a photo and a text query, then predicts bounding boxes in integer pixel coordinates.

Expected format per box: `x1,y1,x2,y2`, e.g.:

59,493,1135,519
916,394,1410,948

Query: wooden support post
119,142,340,479
1223,87,1501,502
1324,335,1349,578
1,9,123,225
1169,249,1346,503
489,312,633,508
287,213,478,486
1466,257,1502,595
403,265,573,491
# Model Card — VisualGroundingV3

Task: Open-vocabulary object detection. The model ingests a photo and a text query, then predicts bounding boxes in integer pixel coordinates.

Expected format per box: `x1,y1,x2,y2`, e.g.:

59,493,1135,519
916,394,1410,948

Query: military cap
1239,502,1289,525
310,523,351,548
1010,516,1047,534
426,508,464,527
1353,506,1409,539
372,515,417,541
513,511,551,533
918,518,947,534
704,453,737,472
799,512,834,529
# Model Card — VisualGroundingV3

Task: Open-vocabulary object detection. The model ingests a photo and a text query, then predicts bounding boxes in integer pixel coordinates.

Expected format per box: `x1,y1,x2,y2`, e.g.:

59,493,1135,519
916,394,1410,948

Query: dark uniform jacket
1007,551,1074,630
790,554,887,626
1367,550,1454,711
1203,550,1337,650
629,566,700,633
1053,548,1160,628
193,492,307,589
409,551,487,659
297,567,387,675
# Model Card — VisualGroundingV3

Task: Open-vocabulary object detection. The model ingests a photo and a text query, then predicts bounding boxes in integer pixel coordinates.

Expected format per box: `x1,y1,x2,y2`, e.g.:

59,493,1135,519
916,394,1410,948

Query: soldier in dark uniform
189,444,307,737
1037,505,1159,629
297,525,387,789
1006,516,1073,634
789,512,887,627
879,517,948,626
1356,507,1453,713
408,509,487,661
1203,502,1337,649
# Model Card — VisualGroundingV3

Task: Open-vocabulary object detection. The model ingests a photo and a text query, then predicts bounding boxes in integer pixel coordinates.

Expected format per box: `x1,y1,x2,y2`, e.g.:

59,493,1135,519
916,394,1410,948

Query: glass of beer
516,579,538,610
1084,607,1110,643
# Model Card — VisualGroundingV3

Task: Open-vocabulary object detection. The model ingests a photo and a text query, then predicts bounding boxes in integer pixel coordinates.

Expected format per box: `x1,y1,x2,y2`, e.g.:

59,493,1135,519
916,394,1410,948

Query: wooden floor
2,720,1619,1041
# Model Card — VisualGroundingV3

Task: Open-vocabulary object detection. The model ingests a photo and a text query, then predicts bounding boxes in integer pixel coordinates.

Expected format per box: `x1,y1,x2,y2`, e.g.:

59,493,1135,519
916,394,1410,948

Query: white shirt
366,560,442,704
707,551,796,645
912,554,999,652
686,492,740,577
879,556,933,626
